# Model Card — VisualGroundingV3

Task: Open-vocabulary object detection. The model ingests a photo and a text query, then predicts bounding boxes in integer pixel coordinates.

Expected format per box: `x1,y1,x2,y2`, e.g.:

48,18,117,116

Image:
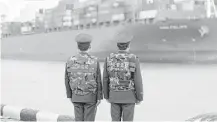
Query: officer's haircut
117,42,130,50
77,42,90,51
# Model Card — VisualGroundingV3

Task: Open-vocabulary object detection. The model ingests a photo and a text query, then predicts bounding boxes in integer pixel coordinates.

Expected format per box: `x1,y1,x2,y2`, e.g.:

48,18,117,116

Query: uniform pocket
129,62,136,72
69,80,78,90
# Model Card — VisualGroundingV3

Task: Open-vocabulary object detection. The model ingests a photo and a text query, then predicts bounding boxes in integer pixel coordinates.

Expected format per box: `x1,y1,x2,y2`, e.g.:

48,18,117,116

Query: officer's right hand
136,101,142,105
96,100,101,106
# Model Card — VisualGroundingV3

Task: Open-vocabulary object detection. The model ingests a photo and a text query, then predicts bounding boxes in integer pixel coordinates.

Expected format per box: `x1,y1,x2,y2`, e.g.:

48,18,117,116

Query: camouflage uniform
65,33,103,121
103,32,143,121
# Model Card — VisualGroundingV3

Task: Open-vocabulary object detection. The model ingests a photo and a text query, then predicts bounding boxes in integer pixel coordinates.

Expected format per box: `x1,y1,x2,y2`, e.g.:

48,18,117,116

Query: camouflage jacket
103,51,143,102
65,52,103,101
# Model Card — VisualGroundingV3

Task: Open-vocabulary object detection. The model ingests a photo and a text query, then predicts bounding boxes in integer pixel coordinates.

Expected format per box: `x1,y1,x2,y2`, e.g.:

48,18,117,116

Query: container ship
1,0,217,63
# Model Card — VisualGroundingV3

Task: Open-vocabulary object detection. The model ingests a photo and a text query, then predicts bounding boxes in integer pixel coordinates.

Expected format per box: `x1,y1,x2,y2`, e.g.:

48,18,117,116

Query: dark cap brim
75,33,93,43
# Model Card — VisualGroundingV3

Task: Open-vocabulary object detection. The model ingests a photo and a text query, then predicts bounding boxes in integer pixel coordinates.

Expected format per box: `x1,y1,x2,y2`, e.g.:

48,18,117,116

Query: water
1,59,217,121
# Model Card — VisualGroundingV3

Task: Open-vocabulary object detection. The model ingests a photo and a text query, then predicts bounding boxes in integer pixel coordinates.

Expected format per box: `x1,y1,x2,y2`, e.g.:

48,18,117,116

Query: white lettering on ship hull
159,25,188,30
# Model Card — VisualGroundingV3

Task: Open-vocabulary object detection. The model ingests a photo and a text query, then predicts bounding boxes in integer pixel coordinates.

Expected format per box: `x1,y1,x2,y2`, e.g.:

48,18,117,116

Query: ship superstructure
1,0,217,63
1,0,216,36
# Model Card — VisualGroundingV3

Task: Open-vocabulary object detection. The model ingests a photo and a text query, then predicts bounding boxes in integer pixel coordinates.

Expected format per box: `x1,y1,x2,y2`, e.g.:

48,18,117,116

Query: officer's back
65,33,102,121
103,31,143,121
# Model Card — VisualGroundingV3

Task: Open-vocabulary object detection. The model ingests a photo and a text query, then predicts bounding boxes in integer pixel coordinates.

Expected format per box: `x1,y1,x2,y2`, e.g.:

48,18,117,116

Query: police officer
103,31,143,121
65,33,103,121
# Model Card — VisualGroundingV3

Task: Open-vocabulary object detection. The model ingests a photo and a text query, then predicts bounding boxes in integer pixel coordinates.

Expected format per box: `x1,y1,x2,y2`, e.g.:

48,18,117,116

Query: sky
0,0,61,22
0,0,89,22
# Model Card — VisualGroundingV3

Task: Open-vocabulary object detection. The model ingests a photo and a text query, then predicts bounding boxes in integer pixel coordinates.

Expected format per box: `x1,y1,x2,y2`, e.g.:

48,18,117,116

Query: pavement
0,116,21,122
1,59,217,121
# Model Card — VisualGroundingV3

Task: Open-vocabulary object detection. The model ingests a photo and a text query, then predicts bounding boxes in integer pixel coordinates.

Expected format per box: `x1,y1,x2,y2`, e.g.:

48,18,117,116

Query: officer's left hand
96,100,101,106
136,101,142,105
68,98,73,104
106,99,110,103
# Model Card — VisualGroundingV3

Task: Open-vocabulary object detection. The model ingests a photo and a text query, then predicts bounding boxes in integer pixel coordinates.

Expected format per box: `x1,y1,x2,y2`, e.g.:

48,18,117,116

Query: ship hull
1,18,217,63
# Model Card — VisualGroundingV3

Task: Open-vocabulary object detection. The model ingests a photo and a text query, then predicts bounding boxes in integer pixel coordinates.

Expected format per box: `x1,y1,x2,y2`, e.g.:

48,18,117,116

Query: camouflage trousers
111,103,135,122
73,102,97,121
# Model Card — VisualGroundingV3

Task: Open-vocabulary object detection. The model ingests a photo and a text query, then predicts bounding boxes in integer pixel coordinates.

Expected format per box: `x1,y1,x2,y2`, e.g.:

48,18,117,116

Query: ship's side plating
1,18,217,63
1,0,217,63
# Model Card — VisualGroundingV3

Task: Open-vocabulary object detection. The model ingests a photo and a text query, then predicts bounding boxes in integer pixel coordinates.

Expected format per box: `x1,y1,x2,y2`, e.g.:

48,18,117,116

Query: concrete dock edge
0,104,74,121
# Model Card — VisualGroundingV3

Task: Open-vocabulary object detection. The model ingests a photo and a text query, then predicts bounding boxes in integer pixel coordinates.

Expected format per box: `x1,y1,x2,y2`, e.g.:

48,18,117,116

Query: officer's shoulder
89,55,98,61
128,53,138,59
66,56,77,63
109,52,117,57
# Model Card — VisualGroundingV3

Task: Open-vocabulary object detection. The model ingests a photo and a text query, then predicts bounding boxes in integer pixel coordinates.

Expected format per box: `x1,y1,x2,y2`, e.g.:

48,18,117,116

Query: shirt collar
79,51,89,56
118,50,129,54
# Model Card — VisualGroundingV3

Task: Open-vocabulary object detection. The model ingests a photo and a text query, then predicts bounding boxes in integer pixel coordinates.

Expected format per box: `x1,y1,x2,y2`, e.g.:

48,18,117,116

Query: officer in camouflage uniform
103,32,143,121
65,33,103,121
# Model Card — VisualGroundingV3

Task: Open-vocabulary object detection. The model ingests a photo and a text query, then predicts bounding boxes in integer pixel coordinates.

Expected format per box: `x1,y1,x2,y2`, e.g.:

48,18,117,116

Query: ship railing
44,20,126,32
1,18,158,38
1,33,11,38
